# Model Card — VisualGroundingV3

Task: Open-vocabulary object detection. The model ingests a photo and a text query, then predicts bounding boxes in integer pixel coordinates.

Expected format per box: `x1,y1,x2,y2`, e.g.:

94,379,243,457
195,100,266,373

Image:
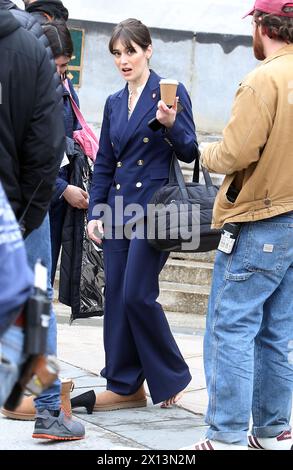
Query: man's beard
253,26,266,60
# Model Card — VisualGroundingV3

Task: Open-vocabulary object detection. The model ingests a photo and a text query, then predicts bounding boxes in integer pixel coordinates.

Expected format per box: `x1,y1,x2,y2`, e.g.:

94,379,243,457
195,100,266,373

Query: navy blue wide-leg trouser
101,227,191,405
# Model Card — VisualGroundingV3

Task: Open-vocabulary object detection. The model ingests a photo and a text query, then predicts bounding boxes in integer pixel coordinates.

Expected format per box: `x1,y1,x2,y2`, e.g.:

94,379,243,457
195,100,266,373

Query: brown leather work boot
93,384,147,411
1,378,74,420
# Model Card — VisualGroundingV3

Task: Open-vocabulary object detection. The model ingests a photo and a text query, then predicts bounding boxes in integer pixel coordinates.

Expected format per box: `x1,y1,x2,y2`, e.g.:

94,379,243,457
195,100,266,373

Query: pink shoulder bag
64,80,99,162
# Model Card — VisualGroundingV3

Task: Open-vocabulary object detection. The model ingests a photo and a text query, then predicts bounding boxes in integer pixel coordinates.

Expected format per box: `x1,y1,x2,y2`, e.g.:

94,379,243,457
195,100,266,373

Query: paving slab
80,412,207,450
0,414,145,450
2,301,291,450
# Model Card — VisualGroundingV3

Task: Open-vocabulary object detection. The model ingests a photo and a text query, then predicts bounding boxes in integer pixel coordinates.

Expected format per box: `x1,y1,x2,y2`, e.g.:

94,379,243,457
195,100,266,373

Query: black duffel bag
147,154,221,252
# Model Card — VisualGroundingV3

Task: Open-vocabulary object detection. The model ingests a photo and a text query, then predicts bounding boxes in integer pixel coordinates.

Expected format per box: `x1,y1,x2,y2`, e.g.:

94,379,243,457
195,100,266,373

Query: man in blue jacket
0,182,33,407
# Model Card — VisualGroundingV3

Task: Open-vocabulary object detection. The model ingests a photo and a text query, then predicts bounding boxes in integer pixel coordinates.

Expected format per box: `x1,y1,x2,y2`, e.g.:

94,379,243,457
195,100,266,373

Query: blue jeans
0,326,25,408
25,214,61,410
204,212,293,445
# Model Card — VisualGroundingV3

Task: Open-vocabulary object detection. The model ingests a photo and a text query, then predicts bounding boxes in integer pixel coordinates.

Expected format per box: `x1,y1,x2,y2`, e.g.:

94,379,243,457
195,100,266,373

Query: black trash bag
59,142,104,321
79,214,104,319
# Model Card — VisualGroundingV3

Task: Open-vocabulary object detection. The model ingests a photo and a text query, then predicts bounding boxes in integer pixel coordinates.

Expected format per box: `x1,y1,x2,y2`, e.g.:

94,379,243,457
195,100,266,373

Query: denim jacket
0,183,33,337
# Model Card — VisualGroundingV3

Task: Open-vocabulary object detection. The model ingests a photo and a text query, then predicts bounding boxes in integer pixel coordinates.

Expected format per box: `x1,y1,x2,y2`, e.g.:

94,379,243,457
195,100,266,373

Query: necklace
128,89,138,116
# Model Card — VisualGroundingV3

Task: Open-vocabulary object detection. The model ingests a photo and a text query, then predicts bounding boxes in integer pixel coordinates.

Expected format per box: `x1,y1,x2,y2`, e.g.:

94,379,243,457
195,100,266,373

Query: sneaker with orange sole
32,409,85,441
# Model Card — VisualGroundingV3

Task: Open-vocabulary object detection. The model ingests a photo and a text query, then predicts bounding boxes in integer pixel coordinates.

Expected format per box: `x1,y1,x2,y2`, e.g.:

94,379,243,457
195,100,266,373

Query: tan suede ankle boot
1,378,74,420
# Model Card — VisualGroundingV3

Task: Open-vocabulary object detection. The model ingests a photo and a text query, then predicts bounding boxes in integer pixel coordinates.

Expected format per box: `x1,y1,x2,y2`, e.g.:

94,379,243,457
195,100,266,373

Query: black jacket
0,10,64,231
59,143,104,321
7,3,65,136
0,1,64,112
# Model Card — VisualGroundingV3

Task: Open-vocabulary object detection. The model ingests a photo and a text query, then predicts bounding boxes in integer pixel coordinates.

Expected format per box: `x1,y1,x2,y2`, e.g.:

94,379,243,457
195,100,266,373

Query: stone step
159,281,210,315
54,277,211,316
160,258,213,285
182,168,224,186
55,302,206,332
54,252,215,314
169,250,216,263
54,252,216,278
164,311,206,331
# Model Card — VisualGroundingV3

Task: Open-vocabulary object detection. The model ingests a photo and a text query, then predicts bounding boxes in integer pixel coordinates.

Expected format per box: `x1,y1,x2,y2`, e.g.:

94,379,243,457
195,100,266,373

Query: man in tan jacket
184,0,293,450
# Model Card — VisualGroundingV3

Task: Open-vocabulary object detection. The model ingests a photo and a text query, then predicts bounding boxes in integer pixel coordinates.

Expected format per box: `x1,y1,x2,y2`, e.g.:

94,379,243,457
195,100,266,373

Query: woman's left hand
156,97,178,129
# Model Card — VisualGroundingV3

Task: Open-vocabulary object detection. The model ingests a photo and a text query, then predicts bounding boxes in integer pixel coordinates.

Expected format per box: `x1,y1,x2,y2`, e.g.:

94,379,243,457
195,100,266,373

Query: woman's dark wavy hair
109,18,152,54
254,9,293,43
42,20,73,58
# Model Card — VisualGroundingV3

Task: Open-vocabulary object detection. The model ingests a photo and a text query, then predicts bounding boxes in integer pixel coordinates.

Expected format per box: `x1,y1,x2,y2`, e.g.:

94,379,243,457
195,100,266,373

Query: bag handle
192,156,200,183
169,152,215,198
201,166,215,188
63,79,87,129
191,150,214,187
170,156,189,199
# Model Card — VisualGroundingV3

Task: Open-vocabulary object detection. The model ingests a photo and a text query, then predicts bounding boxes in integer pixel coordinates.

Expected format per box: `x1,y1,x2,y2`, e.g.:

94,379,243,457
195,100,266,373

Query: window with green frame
68,28,85,87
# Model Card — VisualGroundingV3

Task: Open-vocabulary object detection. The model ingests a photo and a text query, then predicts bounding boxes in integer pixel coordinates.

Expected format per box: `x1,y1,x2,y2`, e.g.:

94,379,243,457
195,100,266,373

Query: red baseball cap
243,0,293,18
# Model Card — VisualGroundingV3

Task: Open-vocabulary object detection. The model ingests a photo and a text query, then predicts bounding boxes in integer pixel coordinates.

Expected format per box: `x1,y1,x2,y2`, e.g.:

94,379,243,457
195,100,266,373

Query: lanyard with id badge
218,184,241,254
218,223,241,254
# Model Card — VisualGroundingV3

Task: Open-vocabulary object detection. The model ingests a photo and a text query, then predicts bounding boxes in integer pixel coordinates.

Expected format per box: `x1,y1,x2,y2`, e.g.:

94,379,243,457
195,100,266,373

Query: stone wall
69,19,257,134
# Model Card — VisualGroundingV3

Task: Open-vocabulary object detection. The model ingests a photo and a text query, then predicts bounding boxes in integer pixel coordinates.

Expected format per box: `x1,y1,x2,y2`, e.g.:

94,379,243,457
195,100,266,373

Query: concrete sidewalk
1,303,292,450
0,303,208,450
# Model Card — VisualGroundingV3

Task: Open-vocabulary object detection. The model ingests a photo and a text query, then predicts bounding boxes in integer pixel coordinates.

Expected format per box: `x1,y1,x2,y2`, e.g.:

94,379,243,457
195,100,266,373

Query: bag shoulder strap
64,79,87,128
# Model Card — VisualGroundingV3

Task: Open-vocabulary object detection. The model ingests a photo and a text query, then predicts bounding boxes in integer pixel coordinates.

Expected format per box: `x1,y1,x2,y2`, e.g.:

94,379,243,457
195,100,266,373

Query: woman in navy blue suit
88,19,198,410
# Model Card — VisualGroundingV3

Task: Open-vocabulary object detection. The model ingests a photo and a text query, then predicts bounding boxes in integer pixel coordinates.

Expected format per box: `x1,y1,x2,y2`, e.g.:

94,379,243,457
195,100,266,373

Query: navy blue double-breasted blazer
89,70,198,225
